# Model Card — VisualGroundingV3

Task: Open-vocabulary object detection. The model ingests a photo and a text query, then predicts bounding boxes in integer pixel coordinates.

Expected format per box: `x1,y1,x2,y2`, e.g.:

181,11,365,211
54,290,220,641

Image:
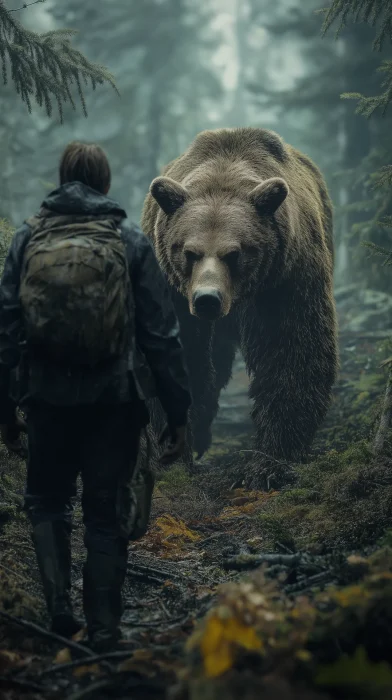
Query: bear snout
192,288,223,321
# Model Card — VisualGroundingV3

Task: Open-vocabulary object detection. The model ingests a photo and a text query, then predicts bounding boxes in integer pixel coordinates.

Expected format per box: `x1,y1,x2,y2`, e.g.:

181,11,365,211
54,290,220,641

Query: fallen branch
129,561,184,581
38,649,138,677
66,679,112,700
126,569,166,585
284,571,334,594
223,553,302,571
0,675,47,693
0,610,93,657
373,368,392,456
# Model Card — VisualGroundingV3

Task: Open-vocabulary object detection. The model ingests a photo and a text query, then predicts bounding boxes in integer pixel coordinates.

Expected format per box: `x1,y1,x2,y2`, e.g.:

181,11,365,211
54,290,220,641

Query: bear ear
150,176,189,215
249,177,289,216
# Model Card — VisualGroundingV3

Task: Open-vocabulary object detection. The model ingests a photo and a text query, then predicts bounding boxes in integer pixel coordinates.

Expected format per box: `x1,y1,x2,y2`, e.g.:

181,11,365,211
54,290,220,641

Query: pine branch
362,241,392,266
321,0,392,52
341,61,392,117
9,0,46,12
0,1,119,121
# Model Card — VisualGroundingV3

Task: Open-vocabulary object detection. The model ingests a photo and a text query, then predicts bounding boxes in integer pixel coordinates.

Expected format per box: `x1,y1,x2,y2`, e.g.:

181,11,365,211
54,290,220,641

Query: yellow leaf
199,613,263,678
73,663,101,678
204,641,233,677
54,648,72,664
72,626,87,643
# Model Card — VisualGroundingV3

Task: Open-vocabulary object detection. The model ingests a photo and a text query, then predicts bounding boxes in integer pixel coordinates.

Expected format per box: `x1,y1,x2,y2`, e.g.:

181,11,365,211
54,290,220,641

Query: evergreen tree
247,0,390,289
0,0,117,120
322,0,392,289
49,0,223,220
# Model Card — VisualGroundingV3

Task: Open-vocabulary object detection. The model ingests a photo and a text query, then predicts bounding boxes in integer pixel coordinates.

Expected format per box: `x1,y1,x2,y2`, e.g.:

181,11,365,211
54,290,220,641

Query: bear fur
141,127,338,463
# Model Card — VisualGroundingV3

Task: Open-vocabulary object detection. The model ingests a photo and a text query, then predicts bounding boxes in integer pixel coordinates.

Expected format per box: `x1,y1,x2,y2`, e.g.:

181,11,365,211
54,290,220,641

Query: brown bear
141,127,338,464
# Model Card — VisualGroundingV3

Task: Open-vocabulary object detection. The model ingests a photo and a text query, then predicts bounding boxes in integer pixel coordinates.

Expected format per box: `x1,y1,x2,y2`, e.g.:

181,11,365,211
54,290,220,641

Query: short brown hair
59,141,111,194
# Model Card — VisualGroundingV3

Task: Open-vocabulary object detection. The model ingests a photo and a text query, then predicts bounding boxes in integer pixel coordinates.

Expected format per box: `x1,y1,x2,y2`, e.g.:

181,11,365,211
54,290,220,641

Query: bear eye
222,250,240,269
185,250,203,264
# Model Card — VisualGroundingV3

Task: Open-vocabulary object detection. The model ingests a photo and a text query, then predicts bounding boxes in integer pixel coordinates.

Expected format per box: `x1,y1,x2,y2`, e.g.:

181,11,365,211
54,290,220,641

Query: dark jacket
0,182,191,428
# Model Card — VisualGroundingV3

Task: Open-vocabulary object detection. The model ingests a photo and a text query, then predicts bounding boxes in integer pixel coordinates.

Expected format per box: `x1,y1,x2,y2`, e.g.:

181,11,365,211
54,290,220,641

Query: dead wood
0,610,93,657
223,553,302,571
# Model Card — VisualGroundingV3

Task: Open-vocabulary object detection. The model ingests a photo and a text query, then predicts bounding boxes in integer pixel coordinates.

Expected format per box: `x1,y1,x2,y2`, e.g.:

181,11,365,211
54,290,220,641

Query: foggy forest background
1,0,391,296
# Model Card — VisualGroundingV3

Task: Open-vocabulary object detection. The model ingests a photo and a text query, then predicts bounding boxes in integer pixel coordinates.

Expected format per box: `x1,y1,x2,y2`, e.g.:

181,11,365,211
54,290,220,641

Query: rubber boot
83,534,127,652
32,521,82,638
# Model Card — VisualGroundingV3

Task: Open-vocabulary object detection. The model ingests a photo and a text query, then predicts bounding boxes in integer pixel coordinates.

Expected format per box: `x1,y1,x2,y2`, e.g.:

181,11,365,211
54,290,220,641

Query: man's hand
158,424,187,467
0,415,27,458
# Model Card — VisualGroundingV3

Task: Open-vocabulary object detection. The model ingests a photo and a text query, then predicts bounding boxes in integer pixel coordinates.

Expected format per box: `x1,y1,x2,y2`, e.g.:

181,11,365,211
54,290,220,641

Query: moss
157,464,193,490
278,488,320,505
249,439,392,552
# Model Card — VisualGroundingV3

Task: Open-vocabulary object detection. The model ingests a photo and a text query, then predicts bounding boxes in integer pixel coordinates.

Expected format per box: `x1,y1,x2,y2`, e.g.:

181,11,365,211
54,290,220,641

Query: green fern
0,1,119,121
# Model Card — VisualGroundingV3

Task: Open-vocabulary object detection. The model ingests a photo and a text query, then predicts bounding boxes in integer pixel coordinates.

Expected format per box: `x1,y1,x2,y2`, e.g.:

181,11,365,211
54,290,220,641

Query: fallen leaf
72,626,87,642
195,612,264,678
54,647,72,664
73,663,101,678
0,650,23,672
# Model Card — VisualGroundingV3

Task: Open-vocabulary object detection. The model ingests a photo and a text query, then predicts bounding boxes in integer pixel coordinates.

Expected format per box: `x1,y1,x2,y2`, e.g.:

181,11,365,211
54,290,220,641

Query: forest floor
1,284,392,700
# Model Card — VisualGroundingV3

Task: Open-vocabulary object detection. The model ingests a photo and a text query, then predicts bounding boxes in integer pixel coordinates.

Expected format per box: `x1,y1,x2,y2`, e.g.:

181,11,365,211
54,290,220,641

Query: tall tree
247,0,384,286
49,0,223,220
322,0,392,290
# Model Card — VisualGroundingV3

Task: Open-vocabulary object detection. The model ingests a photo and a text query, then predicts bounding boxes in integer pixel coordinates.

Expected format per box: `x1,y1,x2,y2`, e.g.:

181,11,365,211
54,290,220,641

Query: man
0,142,191,651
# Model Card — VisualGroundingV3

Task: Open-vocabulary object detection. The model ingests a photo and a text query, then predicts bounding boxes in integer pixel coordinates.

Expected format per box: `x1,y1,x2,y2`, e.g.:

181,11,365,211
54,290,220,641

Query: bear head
149,174,289,321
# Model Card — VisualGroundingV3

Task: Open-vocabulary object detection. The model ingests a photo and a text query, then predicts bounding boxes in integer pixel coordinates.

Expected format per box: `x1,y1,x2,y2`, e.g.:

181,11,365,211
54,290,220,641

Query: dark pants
25,401,142,532
24,400,144,641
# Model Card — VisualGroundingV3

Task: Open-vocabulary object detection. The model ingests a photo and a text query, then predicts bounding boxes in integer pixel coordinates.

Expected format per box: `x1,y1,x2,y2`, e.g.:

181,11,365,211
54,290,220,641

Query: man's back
0,141,191,651
1,180,191,422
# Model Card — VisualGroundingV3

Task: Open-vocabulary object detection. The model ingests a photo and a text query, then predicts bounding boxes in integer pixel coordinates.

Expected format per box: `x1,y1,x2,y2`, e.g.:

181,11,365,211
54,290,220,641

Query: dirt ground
1,285,392,700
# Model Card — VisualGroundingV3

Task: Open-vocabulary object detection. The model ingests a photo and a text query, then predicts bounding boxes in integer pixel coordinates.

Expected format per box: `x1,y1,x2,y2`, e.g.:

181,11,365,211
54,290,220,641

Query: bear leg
191,322,237,458
240,290,338,464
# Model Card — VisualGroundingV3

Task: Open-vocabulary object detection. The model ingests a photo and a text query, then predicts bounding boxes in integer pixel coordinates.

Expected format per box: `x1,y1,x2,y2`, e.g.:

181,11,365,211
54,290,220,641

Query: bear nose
193,288,223,320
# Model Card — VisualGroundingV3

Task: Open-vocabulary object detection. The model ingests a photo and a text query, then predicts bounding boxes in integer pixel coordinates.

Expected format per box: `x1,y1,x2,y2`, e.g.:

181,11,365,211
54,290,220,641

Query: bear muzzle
192,287,223,321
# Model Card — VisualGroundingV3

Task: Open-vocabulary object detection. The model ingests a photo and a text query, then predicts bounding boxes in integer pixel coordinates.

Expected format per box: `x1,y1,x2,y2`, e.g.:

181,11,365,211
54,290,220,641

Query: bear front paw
192,426,212,460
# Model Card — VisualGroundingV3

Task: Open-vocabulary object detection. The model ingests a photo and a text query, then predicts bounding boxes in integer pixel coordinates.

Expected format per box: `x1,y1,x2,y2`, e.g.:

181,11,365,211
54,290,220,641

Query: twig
122,617,166,628
0,562,29,583
126,569,165,585
129,562,183,580
238,450,289,466
0,610,93,657
66,679,112,700
373,369,392,456
223,553,302,571
9,0,46,11
39,650,138,677
284,571,335,594
0,675,47,692
159,599,171,618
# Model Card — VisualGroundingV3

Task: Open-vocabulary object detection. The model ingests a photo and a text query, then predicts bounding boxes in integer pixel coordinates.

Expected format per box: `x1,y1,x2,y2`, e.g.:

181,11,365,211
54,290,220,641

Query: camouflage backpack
19,211,130,366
